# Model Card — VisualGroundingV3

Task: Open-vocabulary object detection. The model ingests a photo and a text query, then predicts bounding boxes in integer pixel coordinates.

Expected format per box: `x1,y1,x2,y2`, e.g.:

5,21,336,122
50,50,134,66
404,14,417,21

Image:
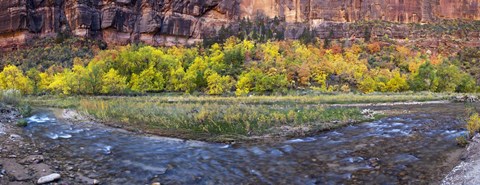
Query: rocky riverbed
0,105,99,184
1,102,480,184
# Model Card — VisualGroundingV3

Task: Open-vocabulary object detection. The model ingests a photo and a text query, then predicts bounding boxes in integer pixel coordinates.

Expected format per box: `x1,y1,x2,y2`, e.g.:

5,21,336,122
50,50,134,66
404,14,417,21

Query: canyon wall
1,0,480,49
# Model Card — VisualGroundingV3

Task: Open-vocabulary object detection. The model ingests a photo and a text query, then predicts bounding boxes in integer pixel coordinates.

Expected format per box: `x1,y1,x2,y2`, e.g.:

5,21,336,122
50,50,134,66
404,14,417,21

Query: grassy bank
24,93,454,142
26,92,450,107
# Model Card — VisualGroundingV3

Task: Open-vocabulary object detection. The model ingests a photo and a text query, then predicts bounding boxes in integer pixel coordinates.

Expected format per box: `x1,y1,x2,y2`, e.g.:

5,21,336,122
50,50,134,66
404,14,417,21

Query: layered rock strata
0,0,479,49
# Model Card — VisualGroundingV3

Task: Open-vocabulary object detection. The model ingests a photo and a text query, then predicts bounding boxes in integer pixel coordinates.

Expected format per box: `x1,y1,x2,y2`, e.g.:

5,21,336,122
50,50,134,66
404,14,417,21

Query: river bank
0,105,105,184
443,134,480,185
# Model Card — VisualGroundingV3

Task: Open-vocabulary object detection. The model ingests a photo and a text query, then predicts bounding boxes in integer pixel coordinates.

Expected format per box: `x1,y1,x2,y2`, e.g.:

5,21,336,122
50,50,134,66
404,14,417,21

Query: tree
385,71,409,92
71,65,87,94
83,63,104,94
367,42,381,54
26,68,41,94
130,67,165,93
0,65,32,94
48,70,73,95
39,72,53,93
358,76,376,93
409,62,438,92
457,74,476,93
102,68,127,94
436,64,462,92
253,72,289,94
236,71,254,96
206,72,232,95
168,65,187,92
184,57,208,92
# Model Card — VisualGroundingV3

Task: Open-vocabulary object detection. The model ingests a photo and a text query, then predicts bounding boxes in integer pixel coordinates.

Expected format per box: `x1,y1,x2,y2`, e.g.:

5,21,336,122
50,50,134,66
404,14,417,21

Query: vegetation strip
22,93,458,142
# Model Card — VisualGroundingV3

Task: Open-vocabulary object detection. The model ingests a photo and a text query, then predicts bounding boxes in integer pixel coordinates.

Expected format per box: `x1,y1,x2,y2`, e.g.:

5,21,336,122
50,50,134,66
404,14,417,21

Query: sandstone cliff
1,0,480,49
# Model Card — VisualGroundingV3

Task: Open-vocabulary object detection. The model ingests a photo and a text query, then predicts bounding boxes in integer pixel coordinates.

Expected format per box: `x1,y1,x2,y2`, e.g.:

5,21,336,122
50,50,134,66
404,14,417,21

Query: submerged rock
37,173,61,184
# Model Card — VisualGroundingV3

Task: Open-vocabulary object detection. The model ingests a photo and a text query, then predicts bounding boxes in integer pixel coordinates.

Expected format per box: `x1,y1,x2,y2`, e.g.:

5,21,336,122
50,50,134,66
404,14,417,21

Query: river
23,103,468,184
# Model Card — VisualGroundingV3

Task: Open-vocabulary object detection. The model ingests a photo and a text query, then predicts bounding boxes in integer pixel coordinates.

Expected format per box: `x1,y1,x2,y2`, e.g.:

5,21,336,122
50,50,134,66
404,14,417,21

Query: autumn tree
102,68,127,94
206,72,232,95
130,67,165,93
0,65,32,94
26,68,41,94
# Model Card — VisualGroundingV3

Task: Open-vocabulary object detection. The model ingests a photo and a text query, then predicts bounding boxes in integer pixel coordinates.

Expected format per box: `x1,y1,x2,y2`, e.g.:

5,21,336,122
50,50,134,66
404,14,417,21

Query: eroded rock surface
443,134,480,185
0,0,480,49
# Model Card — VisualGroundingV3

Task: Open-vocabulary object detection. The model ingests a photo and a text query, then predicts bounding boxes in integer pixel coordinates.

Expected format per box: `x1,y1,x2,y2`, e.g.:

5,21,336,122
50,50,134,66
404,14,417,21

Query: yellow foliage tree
385,71,409,92
0,65,32,94
206,72,232,95
39,72,53,93
130,67,164,93
102,68,127,94
358,76,377,93
235,72,254,96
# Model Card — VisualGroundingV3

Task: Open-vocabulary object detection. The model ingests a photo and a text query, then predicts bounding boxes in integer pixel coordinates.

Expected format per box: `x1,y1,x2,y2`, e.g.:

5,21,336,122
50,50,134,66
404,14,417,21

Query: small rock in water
9,134,22,141
37,173,61,184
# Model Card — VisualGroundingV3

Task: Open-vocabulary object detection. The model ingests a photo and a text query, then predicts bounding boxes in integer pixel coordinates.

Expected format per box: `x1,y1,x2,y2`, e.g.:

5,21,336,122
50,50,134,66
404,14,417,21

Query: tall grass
0,89,22,105
107,92,449,105
24,92,454,141
78,98,368,138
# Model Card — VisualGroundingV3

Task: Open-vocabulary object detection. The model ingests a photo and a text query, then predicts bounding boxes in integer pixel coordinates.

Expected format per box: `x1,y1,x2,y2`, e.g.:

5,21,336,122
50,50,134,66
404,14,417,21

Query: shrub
467,113,480,138
19,104,32,117
456,135,469,147
16,119,28,127
367,42,381,53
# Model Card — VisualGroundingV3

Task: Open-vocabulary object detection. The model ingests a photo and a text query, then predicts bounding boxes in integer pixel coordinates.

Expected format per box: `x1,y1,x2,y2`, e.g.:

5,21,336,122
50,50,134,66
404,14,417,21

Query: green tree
26,68,41,94
436,64,462,92
457,74,477,93
409,62,438,92
83,63,104,94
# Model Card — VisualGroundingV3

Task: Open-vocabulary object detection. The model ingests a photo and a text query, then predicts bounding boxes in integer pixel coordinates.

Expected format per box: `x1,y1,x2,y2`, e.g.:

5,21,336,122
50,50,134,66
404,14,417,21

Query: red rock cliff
0,0,479,49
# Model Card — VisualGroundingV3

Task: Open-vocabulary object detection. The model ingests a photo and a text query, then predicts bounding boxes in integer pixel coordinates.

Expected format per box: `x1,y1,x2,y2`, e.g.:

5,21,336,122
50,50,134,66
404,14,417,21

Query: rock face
0,0,480,49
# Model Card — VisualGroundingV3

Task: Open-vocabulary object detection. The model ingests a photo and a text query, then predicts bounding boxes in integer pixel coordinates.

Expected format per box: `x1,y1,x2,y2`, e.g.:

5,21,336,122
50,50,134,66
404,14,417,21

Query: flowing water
23,103,469,184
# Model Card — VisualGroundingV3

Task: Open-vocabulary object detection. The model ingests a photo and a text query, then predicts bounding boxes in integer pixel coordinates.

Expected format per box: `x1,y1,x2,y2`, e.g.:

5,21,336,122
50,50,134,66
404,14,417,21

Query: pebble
37,173,61,184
